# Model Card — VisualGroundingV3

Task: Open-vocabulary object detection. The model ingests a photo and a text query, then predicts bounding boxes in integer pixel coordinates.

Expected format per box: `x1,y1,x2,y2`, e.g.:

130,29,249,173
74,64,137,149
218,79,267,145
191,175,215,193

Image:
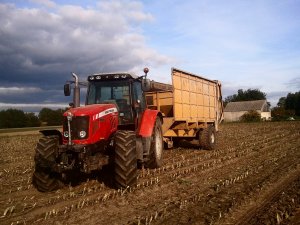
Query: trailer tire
146,118,163,168
114,130,137,189
199,125,216,150
32,136,63,192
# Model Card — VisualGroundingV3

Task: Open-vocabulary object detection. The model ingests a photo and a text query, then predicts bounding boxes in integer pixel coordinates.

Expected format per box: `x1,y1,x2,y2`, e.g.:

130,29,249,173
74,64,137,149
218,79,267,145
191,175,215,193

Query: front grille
63,116,89,140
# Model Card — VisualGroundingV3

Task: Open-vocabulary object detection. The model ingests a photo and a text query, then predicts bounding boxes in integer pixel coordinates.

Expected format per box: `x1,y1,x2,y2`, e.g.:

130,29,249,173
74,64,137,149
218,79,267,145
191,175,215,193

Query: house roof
224,100,268,112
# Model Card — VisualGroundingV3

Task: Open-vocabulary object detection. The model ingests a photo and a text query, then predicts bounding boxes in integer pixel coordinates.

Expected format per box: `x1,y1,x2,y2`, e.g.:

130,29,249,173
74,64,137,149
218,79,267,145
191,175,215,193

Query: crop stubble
0,122,299,225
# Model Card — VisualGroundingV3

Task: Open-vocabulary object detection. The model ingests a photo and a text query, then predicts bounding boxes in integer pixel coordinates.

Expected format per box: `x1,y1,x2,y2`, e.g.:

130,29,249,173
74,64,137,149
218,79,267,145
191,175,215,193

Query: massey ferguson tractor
32,68,163,192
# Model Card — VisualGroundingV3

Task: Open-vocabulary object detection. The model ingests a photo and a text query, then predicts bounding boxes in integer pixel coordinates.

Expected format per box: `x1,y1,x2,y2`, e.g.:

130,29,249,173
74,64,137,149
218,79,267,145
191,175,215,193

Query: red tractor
32,68,163,192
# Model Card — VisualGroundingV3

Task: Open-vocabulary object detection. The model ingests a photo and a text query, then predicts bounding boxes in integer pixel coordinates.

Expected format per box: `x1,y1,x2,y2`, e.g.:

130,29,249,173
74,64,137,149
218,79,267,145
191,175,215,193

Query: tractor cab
63,69,151,130
86,73,146,127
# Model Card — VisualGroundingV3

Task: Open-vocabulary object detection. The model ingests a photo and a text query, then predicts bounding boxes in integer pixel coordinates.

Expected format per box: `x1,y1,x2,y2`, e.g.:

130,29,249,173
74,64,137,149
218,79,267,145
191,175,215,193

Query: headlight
63,131,69,138
79,130,87,138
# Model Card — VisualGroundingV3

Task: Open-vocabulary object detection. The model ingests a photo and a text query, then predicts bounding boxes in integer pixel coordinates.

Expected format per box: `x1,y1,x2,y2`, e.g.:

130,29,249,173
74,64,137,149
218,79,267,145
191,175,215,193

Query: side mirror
141,78,151,92
64,83,71,96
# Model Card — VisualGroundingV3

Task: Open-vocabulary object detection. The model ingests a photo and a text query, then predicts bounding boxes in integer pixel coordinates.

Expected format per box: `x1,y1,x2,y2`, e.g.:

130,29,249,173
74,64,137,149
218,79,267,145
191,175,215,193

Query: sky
0,0,300,112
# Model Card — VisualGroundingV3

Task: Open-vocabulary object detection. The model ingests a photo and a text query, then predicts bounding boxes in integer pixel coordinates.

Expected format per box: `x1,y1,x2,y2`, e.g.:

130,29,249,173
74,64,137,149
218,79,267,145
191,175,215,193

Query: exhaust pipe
72,72,80,108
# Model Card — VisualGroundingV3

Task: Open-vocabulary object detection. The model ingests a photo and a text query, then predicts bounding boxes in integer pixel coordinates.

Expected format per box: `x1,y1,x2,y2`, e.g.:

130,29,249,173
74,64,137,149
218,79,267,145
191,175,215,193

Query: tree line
224,88,267,105
272,91,300,120
0,108,65,129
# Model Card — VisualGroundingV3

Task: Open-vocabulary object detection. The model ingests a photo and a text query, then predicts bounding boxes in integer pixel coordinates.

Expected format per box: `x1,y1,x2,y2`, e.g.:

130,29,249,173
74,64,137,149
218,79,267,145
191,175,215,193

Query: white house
224,100,271,122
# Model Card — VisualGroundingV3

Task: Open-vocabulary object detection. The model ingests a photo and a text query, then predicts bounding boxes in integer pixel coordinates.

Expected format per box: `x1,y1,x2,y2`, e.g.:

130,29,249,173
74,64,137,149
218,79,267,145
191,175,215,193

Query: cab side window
133,81,146,110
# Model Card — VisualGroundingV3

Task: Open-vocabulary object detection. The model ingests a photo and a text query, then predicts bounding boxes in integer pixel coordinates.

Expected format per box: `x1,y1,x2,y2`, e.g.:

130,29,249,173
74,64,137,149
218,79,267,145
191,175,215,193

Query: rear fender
138,109,162,138
39,129,63,144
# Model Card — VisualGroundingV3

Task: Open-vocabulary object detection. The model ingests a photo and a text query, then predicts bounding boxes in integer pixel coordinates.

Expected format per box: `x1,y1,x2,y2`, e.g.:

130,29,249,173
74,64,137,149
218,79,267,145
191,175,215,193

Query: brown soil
0,121,299,225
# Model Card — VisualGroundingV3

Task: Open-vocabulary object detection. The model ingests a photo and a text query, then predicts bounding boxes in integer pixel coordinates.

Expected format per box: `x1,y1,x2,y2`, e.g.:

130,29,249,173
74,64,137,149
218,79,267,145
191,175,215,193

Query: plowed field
1,122,300,225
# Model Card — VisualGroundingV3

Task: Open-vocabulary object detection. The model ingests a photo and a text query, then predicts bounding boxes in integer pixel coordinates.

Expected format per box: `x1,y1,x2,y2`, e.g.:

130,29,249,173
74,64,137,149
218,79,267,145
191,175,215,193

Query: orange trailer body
146,68,223,146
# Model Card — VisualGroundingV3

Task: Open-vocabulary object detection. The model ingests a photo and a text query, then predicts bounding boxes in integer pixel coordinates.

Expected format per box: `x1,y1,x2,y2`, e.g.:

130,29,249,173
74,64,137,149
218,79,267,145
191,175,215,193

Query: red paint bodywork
138,109,161,137
63,104,118,145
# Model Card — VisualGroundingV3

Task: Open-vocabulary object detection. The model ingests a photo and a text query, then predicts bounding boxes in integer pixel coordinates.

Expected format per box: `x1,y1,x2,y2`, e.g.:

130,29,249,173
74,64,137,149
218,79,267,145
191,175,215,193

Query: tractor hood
62,104,119,145
63,104,118,119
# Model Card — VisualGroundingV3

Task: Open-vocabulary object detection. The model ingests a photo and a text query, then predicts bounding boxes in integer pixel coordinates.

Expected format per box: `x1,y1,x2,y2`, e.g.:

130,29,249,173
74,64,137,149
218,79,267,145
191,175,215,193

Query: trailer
146,68,223,149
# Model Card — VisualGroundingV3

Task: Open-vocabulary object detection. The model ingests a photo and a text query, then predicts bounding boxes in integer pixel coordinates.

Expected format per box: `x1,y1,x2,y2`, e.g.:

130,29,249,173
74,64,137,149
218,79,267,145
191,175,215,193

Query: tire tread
114,130,137,188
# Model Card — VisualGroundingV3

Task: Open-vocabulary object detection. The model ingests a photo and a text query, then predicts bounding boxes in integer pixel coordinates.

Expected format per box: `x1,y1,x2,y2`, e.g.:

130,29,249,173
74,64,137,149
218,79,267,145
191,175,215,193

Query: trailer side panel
172,68,221,123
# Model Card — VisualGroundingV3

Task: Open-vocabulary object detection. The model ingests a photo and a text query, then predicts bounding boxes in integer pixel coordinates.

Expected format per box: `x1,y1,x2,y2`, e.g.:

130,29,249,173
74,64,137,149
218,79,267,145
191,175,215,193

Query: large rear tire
145,118,163,168
114,130,137,189
199,125,216,150
32,136,63,192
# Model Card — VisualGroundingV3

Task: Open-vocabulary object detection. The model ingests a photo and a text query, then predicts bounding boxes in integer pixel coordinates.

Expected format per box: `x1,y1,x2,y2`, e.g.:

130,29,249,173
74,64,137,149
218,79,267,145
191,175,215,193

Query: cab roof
88,72,139,81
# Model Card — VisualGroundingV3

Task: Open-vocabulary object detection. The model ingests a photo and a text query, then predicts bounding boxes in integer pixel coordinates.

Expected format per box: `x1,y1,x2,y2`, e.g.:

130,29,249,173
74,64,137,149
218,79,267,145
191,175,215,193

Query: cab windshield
87,81,132,123
87,81,130,104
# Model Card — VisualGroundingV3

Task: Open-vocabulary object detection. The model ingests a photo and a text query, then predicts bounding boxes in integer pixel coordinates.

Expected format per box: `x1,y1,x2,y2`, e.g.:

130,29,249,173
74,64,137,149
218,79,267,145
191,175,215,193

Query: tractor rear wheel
145,118,163,168
199,125,216,150
32,136,63,192
114,130,137,189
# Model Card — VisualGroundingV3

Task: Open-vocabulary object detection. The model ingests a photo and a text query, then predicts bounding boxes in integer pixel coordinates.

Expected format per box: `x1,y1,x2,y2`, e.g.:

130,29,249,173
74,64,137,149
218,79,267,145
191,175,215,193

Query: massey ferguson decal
92,107,118,121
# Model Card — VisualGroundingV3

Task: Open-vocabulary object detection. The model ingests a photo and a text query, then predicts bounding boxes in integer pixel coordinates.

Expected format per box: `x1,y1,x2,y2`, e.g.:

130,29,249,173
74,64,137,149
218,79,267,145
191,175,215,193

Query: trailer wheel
32,136,63,192
146,118,163,168
199,125,216,150
114,130,137,189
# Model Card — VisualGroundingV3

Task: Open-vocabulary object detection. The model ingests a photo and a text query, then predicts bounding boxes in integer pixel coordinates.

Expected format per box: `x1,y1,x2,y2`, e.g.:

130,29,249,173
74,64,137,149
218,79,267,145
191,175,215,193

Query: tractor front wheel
32,136,63,192
114,130,137,189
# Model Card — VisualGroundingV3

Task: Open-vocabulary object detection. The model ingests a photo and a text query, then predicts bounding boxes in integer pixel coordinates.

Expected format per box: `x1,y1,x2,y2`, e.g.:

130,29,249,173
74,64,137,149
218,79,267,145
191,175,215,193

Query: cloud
286,77,300,89
0,87,42,95
144,0,300,91
0,1,172,111
29,0,56,8
0,102,68,112
96,1,154,22
0,1,170,83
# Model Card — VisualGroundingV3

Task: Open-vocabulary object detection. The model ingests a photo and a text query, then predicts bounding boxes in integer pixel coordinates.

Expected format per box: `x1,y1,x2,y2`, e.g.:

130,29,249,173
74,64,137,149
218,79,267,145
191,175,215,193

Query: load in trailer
32,68,223,192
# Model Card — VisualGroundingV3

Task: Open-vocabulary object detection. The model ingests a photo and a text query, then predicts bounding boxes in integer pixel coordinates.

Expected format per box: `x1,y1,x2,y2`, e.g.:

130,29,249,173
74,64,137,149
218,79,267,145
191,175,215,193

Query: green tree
39,108,64,126
25,113,40,127
0,109,27,128
285,92,300,116
225,89,267,106
277,97,286,108
275,91,300,117
0,109,42,128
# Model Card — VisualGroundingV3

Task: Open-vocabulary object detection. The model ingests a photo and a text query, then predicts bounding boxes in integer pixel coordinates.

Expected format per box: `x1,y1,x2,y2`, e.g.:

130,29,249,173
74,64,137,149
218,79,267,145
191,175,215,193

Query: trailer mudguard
138,109,162,137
